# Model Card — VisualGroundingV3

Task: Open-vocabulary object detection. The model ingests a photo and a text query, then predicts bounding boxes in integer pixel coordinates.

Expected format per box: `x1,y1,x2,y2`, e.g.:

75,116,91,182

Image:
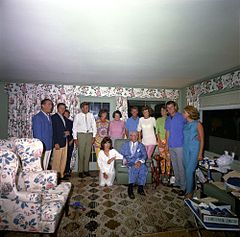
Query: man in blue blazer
32,99,53,170
51,103,69,179
120,131,148,199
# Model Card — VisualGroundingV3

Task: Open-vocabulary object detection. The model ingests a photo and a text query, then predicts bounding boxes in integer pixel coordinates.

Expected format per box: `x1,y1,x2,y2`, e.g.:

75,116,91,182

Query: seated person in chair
120,131,148,199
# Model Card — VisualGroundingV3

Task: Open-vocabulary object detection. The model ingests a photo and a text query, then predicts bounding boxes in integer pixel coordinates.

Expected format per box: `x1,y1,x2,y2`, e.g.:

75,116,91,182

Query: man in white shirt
73,102,97,178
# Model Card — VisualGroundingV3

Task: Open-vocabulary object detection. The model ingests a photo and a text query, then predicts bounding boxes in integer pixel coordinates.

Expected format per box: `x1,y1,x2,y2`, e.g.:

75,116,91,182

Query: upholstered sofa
0,138,72,234
114,139,152,185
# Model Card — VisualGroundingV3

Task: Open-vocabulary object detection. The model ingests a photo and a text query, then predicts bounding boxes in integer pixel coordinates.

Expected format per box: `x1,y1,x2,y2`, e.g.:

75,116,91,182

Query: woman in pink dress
109,110,125,146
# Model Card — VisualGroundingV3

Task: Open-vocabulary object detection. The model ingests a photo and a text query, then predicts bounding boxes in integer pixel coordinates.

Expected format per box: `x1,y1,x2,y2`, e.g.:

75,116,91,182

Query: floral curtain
186,70,240,109
5,83,179,138
115,96,128,121
6,84,81,138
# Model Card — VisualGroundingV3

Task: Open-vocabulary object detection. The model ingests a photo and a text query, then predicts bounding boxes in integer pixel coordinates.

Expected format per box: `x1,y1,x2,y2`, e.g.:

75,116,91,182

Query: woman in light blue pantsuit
183,106,204,199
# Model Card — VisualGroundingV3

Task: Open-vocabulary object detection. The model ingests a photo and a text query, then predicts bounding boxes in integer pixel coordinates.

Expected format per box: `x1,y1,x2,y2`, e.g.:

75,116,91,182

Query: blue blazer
120,141,147,167
51,113,67,148
32,111,53,151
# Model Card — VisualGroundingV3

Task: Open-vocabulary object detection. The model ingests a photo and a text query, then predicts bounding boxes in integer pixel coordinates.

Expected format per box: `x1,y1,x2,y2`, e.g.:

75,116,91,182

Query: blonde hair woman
183,105,204,199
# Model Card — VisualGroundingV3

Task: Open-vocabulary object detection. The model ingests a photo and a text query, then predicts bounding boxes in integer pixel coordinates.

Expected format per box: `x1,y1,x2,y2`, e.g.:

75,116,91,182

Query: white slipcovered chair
0,148,67,234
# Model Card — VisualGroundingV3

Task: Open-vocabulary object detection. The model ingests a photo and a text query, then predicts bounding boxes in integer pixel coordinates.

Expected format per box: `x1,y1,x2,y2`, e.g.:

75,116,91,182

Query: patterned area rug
58,173,195,237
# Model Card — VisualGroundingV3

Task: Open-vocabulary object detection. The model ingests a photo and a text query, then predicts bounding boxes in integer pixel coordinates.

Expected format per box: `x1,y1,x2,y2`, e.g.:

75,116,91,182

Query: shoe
137,185,146,196
128,184,135,199
178,190,185,196
65,173,71,177
79,173,84,178
128,192,135,199
84,171,90,177
173,185,181,189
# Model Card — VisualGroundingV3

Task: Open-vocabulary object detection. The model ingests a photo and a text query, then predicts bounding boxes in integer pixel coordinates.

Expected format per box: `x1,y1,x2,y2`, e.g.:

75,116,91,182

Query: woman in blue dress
183,105,204,199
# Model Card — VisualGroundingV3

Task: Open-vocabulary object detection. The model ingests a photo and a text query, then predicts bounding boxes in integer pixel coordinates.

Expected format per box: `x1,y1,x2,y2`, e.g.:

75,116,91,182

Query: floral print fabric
0,144,71,233
186,70,240,108
5,83,179,138
14,138,71,199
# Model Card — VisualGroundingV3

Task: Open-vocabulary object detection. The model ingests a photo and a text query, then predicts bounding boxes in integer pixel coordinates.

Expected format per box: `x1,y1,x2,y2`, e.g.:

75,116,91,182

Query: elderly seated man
120,131,148,199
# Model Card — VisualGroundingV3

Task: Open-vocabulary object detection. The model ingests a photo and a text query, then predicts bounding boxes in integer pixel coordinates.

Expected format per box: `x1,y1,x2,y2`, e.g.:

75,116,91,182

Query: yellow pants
52,144,68,178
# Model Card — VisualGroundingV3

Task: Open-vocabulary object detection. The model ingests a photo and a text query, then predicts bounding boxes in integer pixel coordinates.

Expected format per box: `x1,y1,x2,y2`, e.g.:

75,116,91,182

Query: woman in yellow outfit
95,109,110,159
156,106,171,176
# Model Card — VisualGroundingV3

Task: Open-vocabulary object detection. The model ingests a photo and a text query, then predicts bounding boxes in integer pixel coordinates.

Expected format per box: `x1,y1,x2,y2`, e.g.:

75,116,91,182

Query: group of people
32,99,204,200
32,99,74,179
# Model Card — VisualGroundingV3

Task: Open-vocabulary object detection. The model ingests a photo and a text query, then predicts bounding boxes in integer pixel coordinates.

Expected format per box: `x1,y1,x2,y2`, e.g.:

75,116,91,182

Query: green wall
0,82,8,139
178,87,187,112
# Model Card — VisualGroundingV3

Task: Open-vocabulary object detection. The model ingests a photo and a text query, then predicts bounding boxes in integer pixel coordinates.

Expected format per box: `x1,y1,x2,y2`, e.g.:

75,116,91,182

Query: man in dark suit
32,99,53,170
64,109,74,177
51,103,69,179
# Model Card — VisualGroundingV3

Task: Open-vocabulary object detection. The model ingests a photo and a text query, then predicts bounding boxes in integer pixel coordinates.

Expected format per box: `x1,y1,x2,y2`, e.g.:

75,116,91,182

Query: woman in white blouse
97,137,123,186
137,106,156,160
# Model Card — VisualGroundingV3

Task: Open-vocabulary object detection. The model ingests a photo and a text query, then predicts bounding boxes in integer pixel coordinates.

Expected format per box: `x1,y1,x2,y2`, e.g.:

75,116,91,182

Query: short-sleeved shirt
156,116,167,140
125,116,139,137
165,112,186,148
137,117,156,145
109,120,125,139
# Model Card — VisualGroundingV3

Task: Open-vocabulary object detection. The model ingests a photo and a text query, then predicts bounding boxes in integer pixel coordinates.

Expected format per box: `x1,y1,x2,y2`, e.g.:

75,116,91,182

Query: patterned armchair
0,148,67,233
0,137,17,151
14,138,71,203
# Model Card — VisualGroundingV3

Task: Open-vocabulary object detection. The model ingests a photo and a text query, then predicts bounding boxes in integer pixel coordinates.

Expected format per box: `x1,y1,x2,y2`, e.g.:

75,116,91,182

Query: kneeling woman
97,137,123,186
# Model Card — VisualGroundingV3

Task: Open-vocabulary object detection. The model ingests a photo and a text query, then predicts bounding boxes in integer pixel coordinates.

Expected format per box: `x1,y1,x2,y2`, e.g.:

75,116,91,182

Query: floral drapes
6,84,81,138
186,70,240,108
5,83,179,138
115,96,128,121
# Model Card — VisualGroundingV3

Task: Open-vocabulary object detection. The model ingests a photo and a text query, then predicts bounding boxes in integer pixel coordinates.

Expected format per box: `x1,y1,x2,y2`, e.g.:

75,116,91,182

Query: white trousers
43,150,52,170
99,171,115,186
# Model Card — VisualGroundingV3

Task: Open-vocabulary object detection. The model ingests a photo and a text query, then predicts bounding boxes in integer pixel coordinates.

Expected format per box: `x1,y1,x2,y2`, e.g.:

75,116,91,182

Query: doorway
80,96,116,171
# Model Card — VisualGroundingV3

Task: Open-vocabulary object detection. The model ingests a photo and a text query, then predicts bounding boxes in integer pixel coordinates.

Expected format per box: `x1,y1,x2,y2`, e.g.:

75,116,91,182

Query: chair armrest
16,190,42,203
23,170,58,192
115,159,123,165
42,182,72,203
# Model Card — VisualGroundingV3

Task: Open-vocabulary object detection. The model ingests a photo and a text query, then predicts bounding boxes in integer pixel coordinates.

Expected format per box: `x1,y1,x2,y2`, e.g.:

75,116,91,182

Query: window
89,102,110,120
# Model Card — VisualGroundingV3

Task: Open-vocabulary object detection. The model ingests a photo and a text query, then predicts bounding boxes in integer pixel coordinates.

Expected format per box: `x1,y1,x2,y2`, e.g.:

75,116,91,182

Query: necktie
132,142,136,154
85,114,89,132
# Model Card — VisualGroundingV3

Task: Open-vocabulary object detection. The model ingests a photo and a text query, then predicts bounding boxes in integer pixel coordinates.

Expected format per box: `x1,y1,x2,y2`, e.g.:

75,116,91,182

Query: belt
78,132,93,134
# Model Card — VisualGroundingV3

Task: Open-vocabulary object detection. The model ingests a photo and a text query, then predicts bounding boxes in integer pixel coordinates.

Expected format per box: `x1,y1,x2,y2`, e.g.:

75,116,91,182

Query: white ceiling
0,0,239,88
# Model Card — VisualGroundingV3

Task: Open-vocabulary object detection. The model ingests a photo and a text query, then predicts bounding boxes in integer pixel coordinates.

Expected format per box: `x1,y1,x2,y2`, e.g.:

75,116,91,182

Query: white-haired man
120,131,148,199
